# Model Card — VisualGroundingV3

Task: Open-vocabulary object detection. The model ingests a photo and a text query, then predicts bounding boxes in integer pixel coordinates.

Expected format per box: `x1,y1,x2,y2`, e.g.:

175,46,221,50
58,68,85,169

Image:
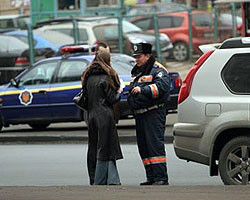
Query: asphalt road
0,143,222,186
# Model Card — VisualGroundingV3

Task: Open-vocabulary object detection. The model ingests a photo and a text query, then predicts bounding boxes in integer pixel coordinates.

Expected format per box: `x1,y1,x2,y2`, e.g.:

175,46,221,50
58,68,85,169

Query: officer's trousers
135,106,168,182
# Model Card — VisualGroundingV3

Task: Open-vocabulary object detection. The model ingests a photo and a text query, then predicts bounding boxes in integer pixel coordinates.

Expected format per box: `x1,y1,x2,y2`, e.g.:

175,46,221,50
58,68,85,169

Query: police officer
128,42,170,185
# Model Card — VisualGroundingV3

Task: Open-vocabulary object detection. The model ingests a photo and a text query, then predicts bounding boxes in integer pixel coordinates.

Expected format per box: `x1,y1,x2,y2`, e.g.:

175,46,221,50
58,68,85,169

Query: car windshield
34,30,74,45
122,20,142,33
12,35,37,46
0,36,28,51
95,19,142,35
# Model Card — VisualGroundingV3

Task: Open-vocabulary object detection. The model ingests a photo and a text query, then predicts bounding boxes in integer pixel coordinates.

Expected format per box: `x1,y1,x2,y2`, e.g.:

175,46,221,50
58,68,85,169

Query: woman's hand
117,87,123,94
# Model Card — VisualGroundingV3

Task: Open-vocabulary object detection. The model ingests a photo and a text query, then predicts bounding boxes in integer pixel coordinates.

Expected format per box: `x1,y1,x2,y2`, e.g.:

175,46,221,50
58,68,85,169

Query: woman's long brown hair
82,52,120,90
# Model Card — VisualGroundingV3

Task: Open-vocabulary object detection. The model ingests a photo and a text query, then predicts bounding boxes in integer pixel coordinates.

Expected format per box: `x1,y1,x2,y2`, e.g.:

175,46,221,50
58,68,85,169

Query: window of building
58,0,80,10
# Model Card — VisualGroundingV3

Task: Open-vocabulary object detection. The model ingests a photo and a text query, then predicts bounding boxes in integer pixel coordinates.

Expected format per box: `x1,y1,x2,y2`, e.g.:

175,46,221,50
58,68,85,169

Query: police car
0,45,181,131
0,45,135,131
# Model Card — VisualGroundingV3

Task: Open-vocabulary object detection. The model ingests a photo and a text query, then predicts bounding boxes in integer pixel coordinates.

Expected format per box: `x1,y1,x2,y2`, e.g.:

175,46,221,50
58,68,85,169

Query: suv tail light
178,50,214,104
15,57,29,66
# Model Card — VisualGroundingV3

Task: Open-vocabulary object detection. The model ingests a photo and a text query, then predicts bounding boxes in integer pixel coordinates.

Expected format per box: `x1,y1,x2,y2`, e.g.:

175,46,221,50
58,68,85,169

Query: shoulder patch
157,72,163,78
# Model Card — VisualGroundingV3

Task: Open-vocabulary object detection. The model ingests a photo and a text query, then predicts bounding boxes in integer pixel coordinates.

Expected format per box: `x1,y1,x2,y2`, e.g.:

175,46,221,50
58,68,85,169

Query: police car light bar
60,45,90,54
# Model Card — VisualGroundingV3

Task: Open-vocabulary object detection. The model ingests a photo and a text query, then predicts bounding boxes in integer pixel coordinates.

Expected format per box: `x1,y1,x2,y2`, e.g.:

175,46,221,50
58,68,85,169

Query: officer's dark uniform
127,43,170,185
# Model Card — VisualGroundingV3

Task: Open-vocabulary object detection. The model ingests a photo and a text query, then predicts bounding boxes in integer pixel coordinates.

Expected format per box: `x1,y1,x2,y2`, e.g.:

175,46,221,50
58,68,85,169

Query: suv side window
158,16,172,29
19,62,57,86
0,19,14,29
55,60,88,83
222,53,250,94
159,16,184,29
193,13,213,27
172,16,184,27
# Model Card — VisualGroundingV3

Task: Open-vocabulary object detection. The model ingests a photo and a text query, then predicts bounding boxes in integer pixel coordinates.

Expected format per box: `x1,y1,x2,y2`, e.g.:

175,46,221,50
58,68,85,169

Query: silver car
173,37,250,185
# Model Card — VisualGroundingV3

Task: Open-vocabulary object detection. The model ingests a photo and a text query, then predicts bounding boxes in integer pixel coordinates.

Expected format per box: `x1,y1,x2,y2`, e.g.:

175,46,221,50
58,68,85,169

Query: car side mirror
10,79,18,87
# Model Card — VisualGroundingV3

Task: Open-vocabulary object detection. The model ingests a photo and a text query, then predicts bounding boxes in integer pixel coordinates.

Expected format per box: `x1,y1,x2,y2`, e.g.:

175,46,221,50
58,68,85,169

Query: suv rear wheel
173,42,188,61
219,136,250,185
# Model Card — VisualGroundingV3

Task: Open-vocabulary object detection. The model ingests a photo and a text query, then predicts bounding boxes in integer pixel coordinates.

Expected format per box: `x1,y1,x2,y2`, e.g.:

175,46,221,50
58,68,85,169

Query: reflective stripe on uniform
138,75,153,83
154,61,168,73
149,84,159,98
142,156,166,166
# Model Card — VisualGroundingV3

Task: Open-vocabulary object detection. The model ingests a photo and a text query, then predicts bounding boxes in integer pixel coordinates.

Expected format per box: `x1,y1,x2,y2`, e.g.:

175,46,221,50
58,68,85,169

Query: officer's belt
134,103,165,115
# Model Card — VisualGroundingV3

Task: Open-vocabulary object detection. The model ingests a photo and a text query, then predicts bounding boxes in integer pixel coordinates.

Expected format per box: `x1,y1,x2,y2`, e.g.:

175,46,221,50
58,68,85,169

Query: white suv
173,37,250,185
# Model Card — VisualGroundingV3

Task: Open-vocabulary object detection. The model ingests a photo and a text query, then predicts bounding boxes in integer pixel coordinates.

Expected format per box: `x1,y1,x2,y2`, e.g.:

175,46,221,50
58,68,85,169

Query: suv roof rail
219,37,250,49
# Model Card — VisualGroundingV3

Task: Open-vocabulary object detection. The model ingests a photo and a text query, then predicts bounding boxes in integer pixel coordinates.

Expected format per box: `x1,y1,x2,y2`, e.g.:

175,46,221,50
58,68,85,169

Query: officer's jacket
127,56,170,110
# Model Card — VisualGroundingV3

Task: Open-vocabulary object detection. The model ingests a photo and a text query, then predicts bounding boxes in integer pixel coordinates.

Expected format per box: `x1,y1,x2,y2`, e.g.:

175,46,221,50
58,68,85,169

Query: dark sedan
0,35,29,68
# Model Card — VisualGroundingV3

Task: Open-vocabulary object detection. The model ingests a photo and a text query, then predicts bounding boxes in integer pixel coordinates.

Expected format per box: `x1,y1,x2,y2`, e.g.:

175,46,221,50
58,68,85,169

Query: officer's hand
131,86,141,95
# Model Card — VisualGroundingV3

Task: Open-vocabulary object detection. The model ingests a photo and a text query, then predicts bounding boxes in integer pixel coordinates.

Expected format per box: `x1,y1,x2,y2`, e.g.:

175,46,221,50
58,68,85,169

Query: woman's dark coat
86,64,123,161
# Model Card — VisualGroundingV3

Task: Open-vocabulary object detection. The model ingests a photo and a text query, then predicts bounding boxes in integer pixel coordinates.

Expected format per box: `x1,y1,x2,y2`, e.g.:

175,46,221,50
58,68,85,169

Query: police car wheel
29,123,50,130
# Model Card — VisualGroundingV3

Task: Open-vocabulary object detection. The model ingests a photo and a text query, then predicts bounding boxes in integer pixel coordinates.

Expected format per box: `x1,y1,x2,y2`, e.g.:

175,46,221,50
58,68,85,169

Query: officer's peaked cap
133,42,152,56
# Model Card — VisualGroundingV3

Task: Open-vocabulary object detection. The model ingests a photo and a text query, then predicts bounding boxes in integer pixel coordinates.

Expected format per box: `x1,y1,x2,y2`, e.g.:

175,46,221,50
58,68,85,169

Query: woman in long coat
82,51,123,185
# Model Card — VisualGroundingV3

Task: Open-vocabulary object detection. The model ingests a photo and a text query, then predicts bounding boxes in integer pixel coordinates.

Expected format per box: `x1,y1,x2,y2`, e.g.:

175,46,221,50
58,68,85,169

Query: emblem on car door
19,89,33,106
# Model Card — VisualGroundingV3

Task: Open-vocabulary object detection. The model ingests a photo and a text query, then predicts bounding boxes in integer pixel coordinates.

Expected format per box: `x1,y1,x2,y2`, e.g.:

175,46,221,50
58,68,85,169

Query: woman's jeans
94,160,121,185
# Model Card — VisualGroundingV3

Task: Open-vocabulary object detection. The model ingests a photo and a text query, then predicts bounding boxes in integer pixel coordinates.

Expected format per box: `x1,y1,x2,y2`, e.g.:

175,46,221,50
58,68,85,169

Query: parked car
0,34,29,68
0,34,54,85
84,17,173,58
173,37,250,185
217,13,242,42
0,45,181,131
0,14,30,33
35,17,133,56
131,11,214,61
4,29,74,53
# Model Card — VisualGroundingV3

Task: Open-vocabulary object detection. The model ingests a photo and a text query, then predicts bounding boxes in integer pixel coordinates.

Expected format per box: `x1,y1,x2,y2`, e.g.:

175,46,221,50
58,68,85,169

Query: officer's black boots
140,180,169,185
152,180,169,185
140,180,154,185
